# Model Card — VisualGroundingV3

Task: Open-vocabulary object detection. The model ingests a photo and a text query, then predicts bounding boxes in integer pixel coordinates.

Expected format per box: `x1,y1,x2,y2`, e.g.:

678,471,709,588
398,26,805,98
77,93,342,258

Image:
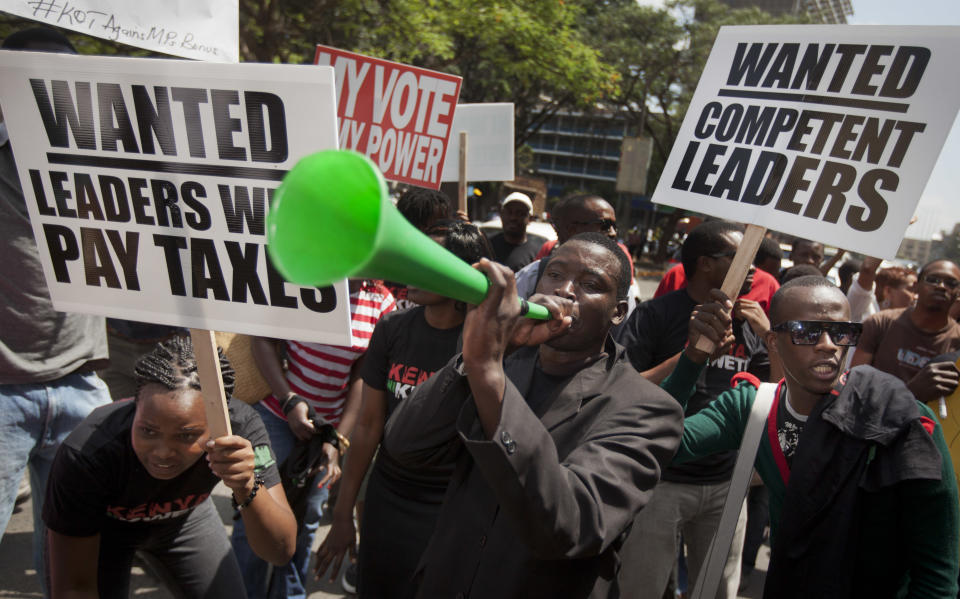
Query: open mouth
150,462,180,475
811,362,838,380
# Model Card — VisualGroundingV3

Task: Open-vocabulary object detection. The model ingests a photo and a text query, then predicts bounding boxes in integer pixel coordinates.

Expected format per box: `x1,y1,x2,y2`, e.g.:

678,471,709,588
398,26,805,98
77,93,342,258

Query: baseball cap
501,192,533,213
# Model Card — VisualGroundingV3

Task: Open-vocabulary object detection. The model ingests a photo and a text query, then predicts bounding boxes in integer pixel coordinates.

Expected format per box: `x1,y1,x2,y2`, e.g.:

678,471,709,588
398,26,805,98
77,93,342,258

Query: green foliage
587,0,807,192
237,0,615,148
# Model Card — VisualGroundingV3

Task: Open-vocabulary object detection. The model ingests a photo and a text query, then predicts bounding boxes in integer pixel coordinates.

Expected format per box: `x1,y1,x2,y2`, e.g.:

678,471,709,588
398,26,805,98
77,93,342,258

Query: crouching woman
43,336,296,598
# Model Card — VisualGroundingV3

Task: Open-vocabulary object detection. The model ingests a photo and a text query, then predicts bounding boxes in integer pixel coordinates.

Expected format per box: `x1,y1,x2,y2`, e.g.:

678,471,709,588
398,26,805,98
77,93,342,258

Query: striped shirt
261,281,395,426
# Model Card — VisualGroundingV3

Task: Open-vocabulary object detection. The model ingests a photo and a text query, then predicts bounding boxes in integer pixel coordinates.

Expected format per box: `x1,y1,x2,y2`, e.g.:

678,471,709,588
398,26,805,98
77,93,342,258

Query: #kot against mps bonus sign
654,25,960,259
314,45,462,190
0,0,239,62
0,52,356,345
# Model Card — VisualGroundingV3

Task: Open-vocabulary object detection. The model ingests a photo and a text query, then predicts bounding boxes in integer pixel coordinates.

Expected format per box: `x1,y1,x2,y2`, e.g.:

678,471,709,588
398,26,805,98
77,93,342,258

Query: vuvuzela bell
266,150,550,320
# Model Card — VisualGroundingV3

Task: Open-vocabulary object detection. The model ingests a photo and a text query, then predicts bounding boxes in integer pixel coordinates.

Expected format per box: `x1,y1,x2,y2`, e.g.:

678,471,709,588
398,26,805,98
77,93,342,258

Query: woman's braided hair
133,335,235,399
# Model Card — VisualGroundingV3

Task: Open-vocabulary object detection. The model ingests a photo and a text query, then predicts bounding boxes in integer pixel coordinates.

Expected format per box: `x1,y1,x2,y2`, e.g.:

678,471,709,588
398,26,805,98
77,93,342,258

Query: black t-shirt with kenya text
361,306,462,503
43,399,279,538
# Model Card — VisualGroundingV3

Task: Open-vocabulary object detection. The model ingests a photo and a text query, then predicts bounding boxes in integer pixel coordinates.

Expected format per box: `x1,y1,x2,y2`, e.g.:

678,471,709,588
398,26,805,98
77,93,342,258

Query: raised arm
853,256,883,294
820,248,846,276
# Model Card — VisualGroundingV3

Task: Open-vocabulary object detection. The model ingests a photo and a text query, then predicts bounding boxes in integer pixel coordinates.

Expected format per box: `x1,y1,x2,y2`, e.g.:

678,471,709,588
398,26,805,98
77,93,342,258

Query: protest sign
0,0,238,62
0,52,354,345
440,103,514,182
654,25,960,259
314,45,462,189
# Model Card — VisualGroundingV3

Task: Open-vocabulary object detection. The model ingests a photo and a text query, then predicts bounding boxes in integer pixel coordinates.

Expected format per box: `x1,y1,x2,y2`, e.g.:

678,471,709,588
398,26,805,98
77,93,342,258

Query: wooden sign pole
458,131,468,216
693,224,767,354
189,328,232,439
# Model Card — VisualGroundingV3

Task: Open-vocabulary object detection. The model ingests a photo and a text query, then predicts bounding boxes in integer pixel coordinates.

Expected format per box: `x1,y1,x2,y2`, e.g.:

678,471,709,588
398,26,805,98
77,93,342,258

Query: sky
638,0,960,242
847,1,960,241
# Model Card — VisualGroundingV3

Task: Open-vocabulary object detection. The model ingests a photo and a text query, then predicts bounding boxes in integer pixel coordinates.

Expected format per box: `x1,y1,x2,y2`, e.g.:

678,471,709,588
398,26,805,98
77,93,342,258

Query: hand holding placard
693,226,767,354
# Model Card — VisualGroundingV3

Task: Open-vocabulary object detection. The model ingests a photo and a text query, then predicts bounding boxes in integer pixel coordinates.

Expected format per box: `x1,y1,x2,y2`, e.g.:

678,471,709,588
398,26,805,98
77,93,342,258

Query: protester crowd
3,25,960,599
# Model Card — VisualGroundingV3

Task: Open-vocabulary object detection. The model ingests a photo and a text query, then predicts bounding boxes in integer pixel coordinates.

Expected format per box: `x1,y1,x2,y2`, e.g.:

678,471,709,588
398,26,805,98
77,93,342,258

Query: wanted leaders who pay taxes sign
0,52,356,346
654,25,960,259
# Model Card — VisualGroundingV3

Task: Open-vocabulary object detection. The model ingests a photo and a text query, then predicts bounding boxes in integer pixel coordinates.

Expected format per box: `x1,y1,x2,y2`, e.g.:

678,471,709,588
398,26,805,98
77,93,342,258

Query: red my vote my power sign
314,45,463,190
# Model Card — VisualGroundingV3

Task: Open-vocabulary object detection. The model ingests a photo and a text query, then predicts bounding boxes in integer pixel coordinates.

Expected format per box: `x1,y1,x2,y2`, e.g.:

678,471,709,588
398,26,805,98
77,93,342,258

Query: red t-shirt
653,263,779,314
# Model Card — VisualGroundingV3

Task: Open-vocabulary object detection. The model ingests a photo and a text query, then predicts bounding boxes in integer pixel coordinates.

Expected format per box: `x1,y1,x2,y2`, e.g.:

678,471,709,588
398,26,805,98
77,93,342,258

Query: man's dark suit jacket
383,336,682,598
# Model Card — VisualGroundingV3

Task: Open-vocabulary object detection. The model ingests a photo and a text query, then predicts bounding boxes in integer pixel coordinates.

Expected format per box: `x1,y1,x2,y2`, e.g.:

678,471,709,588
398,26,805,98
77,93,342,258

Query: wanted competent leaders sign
314,45,462,190
655,25,960,258
0,52,354,345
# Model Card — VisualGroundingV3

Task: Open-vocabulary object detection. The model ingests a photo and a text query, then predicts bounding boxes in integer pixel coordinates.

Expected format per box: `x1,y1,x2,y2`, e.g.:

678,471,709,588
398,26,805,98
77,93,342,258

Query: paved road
0,276,771,598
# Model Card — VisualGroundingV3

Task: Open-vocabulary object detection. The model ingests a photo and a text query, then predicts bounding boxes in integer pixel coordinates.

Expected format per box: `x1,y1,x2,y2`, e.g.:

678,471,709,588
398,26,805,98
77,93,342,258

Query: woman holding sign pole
314,220,492,598
42,336,297,599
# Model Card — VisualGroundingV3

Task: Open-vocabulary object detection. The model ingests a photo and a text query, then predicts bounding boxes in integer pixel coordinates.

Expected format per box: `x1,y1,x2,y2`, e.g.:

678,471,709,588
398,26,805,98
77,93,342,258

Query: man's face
917,261,960,312
535,240,626,352
500,201,531,235
791,241,824,267
757,256,781,277
700,230,744,290
767,286,852,397
557,198,617,242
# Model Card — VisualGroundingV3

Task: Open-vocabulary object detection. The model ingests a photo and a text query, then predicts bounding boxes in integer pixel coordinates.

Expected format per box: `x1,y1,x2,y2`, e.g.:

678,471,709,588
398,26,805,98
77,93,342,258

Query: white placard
654,25,960,258
440,103,515,182
0,52,353,345
0,0,239,62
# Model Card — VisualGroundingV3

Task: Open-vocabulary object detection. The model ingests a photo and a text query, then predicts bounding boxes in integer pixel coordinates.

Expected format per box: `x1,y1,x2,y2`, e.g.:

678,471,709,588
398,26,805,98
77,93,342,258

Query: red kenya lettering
149,501,172,517
388,363,404,381
126,503,147,520
416,370,431,385
173,494,196,510
401,366,419,385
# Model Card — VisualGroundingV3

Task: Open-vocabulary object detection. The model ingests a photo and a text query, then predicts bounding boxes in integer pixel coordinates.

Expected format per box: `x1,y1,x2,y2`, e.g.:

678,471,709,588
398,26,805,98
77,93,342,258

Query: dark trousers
742,485,769,573
96,499,246,599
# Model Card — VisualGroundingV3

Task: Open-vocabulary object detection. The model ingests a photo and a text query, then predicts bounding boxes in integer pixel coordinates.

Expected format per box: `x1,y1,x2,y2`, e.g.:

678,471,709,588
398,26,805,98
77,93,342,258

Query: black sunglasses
922,275,960,290
771,320,862,346
571,218,617,232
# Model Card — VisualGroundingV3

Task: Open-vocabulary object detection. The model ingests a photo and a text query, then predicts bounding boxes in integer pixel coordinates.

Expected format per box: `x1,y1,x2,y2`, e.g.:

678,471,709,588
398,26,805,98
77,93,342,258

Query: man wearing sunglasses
661,275,958,598
515,194,637,318
851,259,960,399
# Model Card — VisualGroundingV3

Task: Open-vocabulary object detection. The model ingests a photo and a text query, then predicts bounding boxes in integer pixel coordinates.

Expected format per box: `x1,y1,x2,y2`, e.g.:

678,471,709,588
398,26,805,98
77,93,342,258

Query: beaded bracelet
232,473,264,511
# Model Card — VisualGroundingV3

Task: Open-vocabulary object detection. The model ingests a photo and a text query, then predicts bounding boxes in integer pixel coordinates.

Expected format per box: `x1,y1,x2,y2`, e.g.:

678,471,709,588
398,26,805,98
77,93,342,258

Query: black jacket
765,366,943,599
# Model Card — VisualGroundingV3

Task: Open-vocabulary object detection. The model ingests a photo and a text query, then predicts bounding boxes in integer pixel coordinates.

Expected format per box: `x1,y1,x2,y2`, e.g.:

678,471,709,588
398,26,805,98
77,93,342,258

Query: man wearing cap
486,192,546,272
